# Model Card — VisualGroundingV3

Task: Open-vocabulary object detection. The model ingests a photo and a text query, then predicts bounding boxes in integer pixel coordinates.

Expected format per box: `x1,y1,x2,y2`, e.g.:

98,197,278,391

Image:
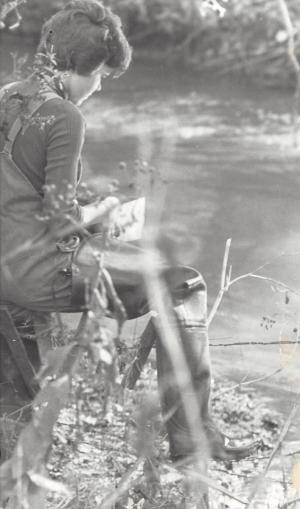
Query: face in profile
66,64,113,105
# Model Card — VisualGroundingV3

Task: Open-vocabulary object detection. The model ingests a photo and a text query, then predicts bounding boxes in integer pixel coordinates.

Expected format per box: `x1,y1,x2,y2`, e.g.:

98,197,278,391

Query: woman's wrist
81,197,119,226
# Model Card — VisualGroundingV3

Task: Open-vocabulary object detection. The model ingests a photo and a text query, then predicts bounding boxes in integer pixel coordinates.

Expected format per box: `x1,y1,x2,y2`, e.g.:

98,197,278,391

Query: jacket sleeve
43,101,85,237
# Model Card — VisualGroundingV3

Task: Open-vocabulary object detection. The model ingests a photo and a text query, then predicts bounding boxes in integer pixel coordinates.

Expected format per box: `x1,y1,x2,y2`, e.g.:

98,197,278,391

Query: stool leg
33,313,55,364
122,318,156,389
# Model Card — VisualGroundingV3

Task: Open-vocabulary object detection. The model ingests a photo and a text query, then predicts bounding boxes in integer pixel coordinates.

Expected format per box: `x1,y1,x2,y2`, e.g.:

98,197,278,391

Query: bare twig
124,336,300,347
208,239,300,327
256,450,300,460
221,238,232,289
211,340,300,347
236,273,300,298
213,467,293,486
207,238,231,326
283,450,300,458
279,497,300,509
214,367,285,397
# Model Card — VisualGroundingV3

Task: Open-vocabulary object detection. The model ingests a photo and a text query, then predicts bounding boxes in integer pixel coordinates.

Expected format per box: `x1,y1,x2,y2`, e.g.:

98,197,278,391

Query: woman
0,0,256,464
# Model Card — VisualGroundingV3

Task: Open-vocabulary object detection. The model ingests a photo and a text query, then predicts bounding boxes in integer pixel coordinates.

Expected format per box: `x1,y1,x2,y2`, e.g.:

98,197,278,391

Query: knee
162,266,206,298
113,284,149,320
161,266,208,326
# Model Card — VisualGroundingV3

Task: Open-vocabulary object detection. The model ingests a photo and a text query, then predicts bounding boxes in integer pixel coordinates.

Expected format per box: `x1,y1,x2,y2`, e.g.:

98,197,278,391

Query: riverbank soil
58,312,300,508
46,319,300,508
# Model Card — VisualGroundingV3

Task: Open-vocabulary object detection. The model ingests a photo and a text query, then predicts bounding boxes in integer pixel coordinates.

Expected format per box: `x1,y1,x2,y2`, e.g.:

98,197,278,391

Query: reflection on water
82,62,300,354
83,64,300,490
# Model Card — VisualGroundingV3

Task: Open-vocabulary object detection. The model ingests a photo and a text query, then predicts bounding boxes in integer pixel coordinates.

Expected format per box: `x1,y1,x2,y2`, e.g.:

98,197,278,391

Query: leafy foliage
1,0,299,85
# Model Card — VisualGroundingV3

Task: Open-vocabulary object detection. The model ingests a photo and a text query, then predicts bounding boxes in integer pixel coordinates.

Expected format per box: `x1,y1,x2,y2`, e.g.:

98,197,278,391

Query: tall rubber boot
156,267,258,463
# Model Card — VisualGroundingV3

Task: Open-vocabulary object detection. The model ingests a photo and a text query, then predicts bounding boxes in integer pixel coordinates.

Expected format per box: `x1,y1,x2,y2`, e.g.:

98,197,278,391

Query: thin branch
237,248,300,278
279,497,300,509
207,239,231,327
212,467,293,486
211,340,300,347
257,450,300,460
283,450,300,458
221,238,232,289
233,273,300,298
214,367,285,397
208,239,300,327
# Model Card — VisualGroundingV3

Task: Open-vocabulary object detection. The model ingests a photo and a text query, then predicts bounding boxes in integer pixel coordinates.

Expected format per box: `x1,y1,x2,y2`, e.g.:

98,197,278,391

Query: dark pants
2,236,211,461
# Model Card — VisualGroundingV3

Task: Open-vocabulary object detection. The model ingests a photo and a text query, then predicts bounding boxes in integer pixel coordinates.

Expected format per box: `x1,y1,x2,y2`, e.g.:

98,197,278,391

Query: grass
44,347,299,509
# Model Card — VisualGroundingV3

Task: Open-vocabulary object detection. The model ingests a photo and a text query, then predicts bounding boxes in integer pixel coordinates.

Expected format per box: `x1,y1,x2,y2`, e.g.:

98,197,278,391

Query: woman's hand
81,196,120,226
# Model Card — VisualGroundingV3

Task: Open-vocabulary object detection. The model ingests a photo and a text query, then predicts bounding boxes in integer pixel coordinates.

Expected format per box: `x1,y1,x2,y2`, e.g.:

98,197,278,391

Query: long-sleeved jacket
0,79,86,311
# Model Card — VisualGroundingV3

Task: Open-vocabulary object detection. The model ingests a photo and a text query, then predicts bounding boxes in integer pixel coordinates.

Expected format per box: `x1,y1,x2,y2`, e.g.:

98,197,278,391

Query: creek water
81,61,300,387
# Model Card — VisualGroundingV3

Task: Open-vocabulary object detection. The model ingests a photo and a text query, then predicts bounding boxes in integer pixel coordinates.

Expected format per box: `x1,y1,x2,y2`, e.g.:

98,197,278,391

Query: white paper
115,197,146,242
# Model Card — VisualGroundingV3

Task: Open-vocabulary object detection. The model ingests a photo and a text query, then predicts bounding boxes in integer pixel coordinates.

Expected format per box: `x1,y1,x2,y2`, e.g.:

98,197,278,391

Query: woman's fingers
81,196,119,225
96,196,120,217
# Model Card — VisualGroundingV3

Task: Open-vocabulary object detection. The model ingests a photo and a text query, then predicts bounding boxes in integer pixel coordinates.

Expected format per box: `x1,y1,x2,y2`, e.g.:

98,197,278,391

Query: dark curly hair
37,0,132,76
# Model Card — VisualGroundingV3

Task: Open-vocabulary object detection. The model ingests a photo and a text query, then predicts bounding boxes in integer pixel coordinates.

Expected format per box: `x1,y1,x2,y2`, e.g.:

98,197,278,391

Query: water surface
82,62,300,384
